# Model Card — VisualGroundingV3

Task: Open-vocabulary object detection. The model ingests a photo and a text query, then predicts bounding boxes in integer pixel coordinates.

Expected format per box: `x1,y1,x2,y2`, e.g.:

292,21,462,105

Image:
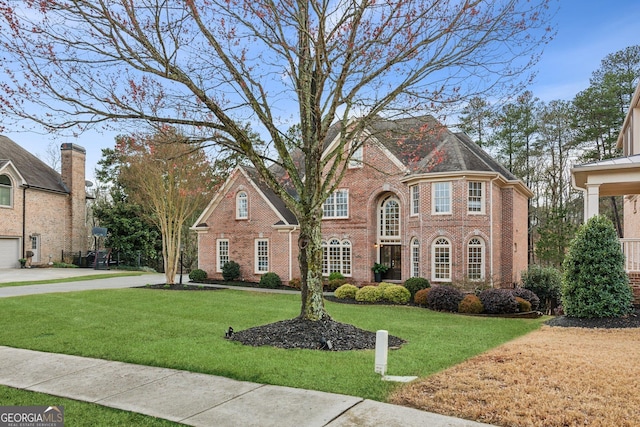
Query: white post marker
375,329,418,383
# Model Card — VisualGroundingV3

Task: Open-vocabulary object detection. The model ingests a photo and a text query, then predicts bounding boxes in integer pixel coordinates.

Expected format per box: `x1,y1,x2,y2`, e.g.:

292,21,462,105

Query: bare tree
0,0,555,321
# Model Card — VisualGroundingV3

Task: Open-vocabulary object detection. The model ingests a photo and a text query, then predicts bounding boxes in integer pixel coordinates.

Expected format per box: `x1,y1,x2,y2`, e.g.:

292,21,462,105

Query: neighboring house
572,81,640,302
0,136,88,268
193,116,531,287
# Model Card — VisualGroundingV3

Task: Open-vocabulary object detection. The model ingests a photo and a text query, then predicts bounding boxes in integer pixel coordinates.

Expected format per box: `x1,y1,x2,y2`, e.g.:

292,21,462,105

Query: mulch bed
545,308,640,328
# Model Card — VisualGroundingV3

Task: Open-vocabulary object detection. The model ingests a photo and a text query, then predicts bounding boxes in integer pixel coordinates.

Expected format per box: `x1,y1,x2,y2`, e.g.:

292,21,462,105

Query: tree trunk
297,214,330,321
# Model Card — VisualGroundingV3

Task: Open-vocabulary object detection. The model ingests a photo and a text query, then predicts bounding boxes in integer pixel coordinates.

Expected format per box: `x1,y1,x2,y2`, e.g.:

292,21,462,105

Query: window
410,185,419,215
468,237,484,280
217,239,229,272
411,238,420,278
236,191,248,219
323,189,349,218
0,175,12,207
322,239,352,276
433,182,451,214
379,195,400,240
468,182,484,213
255,239,269,273
349,144,363,168
432,237,451,281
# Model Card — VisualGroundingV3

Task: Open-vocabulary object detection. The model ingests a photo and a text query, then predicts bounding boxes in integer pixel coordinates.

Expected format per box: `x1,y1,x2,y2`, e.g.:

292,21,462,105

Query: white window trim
467,237,485,280
432,181,451,215
322,239,352,277
0,174,13,208
348,144,363,169
236,191,248,219
216,239,229,273
323,189,349,219
410,185,419,216
411,238,420,278
467,181,485,215
431,237,452,282
379,195,401,241
255,238,269,273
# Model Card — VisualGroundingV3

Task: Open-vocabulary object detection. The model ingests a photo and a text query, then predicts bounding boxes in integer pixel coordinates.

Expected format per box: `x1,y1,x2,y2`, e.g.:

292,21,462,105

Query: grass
390,326,640,427
0,288,544,401
0,385,181,426
0,272,146,288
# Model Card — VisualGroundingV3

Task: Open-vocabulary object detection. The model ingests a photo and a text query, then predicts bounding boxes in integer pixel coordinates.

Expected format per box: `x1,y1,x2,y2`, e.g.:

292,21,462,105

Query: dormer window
0,175,12,207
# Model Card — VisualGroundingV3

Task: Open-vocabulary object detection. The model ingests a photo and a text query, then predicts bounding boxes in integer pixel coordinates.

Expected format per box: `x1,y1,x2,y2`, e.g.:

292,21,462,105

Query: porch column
585,184,600,220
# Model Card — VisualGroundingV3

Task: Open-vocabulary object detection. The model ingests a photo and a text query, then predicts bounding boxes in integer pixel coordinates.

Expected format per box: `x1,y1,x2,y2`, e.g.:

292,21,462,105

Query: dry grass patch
390,326,640,427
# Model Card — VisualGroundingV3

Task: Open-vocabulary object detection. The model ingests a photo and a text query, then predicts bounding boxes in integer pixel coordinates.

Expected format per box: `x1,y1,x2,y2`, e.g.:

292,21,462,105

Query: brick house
193,116,531,287
0,136,88,268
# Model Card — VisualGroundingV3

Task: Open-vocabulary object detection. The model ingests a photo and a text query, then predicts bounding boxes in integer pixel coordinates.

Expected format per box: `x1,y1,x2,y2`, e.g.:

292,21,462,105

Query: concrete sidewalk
0,346,492,427
0,268,494,426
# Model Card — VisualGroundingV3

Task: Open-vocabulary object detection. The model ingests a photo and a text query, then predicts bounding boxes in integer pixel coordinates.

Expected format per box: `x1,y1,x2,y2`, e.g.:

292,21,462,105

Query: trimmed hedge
426,286,464,312
403,277,430,298
334,284,358,299
414,288,431,306
458,294,484,314
382,285,411,304
188,269,207,282
511,288,540,311
259,272,282,289
355,286,384,303
479,288,518,314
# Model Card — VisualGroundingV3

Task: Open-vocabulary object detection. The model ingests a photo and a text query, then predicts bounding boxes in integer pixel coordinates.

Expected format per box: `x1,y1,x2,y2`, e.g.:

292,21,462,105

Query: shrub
259,272,282,289
377,282,394,292
521,265,561,313
326,278,348,291
403,277,430,298
328,272,345,281
478,288,518,314
355,285,384,303
334,284,358,299
511,288,540,311
288,278,302,289
515,297,531,312
458,294,484,314
426,286,464,312
562,215,634,318
382,285,411,304
221,261,241,281
414,288,431,306
188,268,207,282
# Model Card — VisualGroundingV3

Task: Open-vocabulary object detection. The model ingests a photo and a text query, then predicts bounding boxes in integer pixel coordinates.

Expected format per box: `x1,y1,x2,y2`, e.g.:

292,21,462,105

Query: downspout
489,176,499,288
22,185,29,257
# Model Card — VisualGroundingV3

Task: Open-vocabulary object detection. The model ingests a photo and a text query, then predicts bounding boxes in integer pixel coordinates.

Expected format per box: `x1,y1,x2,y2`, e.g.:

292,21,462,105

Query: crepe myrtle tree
0,0,555,321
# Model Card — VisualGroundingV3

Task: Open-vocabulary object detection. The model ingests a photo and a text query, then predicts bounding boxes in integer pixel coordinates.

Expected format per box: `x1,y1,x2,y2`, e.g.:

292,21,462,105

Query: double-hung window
432,237,451,281
217,239,229,272
433,182,451,214
468,237,484,280
255,239,269,273
468,182,484,213
323,189,349,218
0,175,12,207
322,239,352,276
236,191,248,219
410,185,419,216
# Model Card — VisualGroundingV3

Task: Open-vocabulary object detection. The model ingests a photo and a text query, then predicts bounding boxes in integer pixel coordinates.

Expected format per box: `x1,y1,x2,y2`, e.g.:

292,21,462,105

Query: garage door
0,238,20,268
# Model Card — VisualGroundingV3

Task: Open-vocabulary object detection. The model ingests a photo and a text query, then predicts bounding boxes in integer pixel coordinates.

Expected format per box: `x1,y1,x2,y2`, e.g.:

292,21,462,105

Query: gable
192,166,298,230
0,135,68,193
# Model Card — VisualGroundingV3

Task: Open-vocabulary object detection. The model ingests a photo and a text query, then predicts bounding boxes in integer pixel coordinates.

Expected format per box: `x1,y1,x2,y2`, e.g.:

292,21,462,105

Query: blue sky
4,0,640,181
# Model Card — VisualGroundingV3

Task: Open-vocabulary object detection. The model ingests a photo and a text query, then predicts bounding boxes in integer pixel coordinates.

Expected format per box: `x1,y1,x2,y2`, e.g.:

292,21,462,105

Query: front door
380,245,401,281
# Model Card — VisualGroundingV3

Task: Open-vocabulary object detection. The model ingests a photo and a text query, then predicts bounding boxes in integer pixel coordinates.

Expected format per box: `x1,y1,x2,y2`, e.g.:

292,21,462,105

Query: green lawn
0,288,545,401
0,385,181,426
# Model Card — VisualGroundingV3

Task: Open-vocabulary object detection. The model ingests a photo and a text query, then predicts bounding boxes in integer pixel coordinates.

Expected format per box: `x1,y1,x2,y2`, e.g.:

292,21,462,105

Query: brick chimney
61,143,88,253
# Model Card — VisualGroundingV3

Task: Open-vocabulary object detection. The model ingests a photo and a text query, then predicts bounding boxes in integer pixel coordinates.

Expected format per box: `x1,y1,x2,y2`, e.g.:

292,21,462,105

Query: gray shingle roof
0,135,68,193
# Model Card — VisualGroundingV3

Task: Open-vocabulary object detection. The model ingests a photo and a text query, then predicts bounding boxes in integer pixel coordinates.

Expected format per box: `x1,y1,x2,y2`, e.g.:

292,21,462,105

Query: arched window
468,237,485,280
379,195,400,241
236,191,248,219
0,175,12,207
322,239,352,276
432,237,451,281
411,238,420,278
